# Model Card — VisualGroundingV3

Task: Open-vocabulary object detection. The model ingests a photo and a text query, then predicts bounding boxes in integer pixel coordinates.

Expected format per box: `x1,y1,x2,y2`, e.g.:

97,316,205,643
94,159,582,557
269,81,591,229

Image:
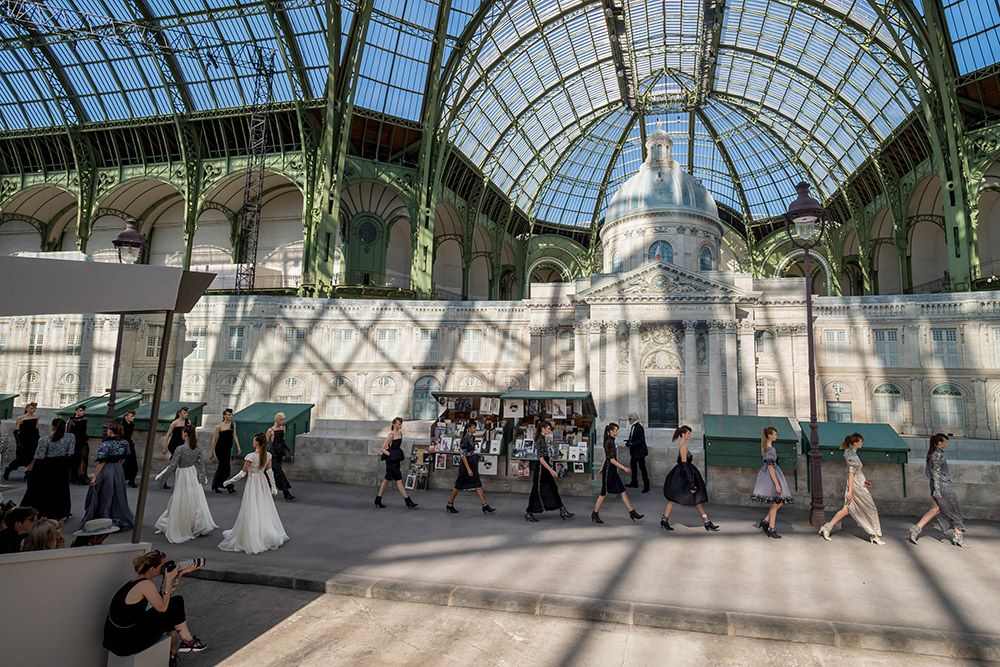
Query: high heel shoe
591,511,603,524
127,480,137,488
818,522,832,541
525,512,538,522
404,497,418,509
482,504,496,514
227,486,236,495
757,518,769,531
629,509,644,522
870,534,886,546
559,506,574,520
765,526,782,539
660,516,673,531
283,490,295,501
907,524,921,544
374,495,387,508
702,517,719,532
446,503,459,514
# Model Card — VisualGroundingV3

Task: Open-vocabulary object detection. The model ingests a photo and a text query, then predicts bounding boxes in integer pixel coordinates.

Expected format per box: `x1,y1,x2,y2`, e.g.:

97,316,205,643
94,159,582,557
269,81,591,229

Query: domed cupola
600,126,724,275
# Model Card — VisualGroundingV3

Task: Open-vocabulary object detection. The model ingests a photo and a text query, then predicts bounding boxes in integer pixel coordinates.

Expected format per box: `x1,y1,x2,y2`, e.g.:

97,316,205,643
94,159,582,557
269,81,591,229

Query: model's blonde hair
274,412,286,422
133,550,166,574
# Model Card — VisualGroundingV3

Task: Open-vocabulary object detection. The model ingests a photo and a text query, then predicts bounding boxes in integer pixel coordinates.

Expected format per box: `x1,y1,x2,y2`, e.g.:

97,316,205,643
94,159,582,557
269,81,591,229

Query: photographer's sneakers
178,637,207,653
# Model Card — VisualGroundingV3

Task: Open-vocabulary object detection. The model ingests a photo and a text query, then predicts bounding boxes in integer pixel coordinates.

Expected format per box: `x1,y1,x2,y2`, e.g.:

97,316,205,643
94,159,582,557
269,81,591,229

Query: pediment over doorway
574,262,754,304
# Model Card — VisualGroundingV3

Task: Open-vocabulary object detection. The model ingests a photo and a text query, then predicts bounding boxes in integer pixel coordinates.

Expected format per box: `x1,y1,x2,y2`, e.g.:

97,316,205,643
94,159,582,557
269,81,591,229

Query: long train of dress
155,466,217,543
218,453,289,554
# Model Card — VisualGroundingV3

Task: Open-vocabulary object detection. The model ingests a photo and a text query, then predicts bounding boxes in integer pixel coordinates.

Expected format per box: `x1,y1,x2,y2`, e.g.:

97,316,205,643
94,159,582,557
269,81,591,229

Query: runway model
592,423,643,524
210,409,239,494
750,426,792,539
266,413,294,501
68,405,90,485
81,422,135,530
908,434,969,548
219,432,289,554
4,402,39,480
446,422,496,515
20,418,74,521
122,410,139,488
818,433,885,545
154,426,217,543
660,425,718,532
375,417,417,509
159,407,191,489
525,421,573,522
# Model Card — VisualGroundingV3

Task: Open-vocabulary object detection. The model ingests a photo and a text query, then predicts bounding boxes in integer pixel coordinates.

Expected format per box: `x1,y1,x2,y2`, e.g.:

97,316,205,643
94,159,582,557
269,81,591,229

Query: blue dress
81,439,135,529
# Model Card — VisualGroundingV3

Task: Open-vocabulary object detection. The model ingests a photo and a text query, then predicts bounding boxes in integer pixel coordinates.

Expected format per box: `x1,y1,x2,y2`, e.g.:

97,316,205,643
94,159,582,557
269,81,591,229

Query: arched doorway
412,376,441,420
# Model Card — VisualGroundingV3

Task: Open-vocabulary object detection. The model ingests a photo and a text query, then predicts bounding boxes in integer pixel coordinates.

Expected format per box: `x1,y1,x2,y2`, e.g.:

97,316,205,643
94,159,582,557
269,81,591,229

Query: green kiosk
798,421,910,495
55,391,145,438
703,414,799,488
133,401,207,433
232,402,314,457
0,394,19,420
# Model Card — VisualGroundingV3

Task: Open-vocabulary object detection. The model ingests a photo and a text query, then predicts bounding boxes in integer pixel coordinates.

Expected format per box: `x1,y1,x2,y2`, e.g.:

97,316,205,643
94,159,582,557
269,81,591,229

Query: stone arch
1,184,77,249
189,206,235,268
773,249,833,295
907,173,943,218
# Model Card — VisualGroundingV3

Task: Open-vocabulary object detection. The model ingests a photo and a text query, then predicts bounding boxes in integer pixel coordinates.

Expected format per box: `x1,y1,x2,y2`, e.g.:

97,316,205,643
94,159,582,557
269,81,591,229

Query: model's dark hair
183,425,198,449
537,420,552,432
604,423,618,440
464,421,477,436
75,404,86,413
392,417,403,426
175,406,189,419
107,422,124,439
839,433,863,450
50,418,67,442
254,432,268,469
761,426,778,455
927,433,948,461
23,402,37,412
124,410,136,418
672,425,691,442
221,408,233,421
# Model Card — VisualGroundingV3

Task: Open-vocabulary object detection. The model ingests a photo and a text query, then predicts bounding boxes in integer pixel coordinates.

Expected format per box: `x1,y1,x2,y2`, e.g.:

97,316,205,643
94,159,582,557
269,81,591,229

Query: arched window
325,376,352,418
648,240,673,263
873,384,903,423
558,373,575,392
699,246,714,271
559,330,574,355
499,375,521,391
371,376,396,419
611,251,623,274
756,377,777,407
412,376,441,420
755,330,775,354
931,385,965,426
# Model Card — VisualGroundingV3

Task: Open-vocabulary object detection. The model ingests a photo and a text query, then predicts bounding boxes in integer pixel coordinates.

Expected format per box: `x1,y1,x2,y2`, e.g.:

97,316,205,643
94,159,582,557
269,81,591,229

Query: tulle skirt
218,471,289,554
155,467,217,544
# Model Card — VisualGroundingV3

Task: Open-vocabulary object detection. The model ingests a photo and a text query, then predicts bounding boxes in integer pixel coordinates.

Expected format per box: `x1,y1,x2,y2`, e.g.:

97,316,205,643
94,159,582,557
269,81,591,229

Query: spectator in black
0,506,38,554
624,412,650,493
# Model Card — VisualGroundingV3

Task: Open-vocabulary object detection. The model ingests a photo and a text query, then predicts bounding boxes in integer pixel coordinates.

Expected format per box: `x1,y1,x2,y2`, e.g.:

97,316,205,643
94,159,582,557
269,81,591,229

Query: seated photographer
104,551,207,666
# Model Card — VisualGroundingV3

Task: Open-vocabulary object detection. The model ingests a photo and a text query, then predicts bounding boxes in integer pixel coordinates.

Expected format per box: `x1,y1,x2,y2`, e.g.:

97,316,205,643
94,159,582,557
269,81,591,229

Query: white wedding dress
218,452,289,554
155,466,218,544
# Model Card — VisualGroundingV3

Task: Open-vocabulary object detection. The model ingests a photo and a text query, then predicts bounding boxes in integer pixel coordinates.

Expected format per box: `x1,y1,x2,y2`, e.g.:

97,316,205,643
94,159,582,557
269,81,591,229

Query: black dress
269,429,291,491
6,416,39,475
211,427,235,490
453,434,482,490
69,416,89,480
600,436,625,496
21,434,74,520
527,440,563,513
663,451,709,505
166,419,190,456
121,419,138,484
384,437,404,481
104,578,186,656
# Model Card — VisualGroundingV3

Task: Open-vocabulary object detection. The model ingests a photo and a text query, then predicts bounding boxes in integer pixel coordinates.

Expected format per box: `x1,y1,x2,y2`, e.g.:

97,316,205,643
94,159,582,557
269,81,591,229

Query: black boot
559,506,574,520
481,503,496,514
660,516,673,531
629,509,644,522
212,486,222,494
127,480,138,488
641,482,650,494
525,512,539,522
404,496,418,509
374,495,387,508
283,489,295,501
703,516,720,532
766,526,782,539
757,518,769,531
446,503,459,514
2,465,11,481
227,486,236,495
591,511,604,524
625,480,639,488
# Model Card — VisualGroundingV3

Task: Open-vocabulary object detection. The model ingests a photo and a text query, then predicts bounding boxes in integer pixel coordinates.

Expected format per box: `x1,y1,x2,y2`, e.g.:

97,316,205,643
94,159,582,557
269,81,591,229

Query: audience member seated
70,518,120,548
0,506,38,554
104,551,207,667
21,518,61,552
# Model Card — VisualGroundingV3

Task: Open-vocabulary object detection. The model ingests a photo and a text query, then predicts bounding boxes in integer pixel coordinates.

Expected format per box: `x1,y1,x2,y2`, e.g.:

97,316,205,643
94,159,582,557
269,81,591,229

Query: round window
285,377,298,389
357,219,378,246
332,377,346,389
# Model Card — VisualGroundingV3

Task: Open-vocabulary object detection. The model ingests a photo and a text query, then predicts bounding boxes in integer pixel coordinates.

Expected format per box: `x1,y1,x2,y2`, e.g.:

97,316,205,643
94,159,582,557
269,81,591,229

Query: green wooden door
647,378,678,428
346,213,386,285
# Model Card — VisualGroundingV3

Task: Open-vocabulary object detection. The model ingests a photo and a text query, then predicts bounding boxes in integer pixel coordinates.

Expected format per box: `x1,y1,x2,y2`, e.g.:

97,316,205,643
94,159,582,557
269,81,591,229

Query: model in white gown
219,450,289,554
154,429,218,544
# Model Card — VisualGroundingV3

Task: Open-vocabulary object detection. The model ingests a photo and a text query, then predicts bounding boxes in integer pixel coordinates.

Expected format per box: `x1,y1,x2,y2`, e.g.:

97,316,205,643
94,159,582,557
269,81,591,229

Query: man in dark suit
624,412,649,492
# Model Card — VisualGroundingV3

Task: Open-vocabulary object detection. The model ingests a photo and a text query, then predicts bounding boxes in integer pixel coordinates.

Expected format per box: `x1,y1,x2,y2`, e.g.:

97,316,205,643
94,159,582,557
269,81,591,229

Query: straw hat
72,518,121,536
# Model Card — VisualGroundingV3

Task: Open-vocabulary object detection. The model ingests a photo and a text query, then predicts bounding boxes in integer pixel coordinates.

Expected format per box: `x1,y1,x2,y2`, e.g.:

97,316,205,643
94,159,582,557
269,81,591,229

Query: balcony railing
207,274,301,291
905,274,950,294
332,269,413,290
971,259,1000,282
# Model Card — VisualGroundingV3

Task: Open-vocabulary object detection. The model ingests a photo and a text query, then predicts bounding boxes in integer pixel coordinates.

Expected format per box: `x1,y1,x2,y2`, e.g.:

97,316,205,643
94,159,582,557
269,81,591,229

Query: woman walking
374,417,417,509
81,422,135,530
751,426,792,538
525,421,573,522
266,413,294,501
122,410,139,488
69,405,90,485
592,423,643,524
159,407,191,489
209,409,239,494
3,402,40,481
20,418,75,521
446,422,496,515
908,433,969,548
219,432,289,554
154,426,217,543
818,433,885,545
661,425,718,532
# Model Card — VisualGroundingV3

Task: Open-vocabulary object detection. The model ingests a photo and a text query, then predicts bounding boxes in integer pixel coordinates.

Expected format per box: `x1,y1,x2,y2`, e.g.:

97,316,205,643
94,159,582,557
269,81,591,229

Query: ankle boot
559,506,574,520
481,503,496,514
374,495,387,508
907,524,922,544
446,503,459,514
660,516,673,531
283,489,295,501
818,522,832,541
702,516,719,532
629,509,644,521
591,511,604,524
524,512,538,522
766,526,782,539
212,486,222,494
228,485,236,494
757,518,769,531
404,496,418,509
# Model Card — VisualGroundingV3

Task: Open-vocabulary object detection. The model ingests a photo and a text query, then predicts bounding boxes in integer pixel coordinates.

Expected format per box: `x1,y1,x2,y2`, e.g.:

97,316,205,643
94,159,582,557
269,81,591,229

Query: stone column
544,327,559,387
683,321,699,424
589,321,603,416
737,321,757,415
574,321,588,391
909,377,925,434
724,321,739,414
972,378,990,438
529,326,543,389
628,320,642,416
707,321,723,415
606,321,621,421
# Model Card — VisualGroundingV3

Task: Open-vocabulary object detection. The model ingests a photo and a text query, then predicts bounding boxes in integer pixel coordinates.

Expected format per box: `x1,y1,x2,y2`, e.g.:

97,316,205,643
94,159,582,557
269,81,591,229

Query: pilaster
683,320,699,425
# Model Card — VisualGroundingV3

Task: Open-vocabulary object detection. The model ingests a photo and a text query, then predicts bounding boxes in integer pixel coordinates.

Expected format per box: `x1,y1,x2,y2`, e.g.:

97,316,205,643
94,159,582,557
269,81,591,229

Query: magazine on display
503,398,523,418
480,455,498,475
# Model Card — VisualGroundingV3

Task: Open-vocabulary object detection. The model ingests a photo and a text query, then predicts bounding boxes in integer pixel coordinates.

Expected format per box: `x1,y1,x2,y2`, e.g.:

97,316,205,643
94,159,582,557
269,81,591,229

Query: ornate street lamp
784,182,827,527
104,218,146,433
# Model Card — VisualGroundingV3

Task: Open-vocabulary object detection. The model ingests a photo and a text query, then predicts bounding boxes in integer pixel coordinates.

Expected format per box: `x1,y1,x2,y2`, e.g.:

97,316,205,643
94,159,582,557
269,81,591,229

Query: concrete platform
3,474,999,661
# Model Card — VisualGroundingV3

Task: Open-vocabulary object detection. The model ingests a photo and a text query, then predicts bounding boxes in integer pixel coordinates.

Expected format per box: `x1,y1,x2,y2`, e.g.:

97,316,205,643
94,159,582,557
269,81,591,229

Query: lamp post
104,218,146,433
784,182,828,527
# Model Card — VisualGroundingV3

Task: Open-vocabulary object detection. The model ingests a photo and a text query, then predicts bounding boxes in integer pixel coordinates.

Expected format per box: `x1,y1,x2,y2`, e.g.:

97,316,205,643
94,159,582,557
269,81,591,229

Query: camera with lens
164,557,205,573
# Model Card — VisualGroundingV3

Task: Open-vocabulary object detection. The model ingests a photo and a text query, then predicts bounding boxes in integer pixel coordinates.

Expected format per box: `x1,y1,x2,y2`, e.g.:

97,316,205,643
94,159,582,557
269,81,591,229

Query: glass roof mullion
696,107,752,221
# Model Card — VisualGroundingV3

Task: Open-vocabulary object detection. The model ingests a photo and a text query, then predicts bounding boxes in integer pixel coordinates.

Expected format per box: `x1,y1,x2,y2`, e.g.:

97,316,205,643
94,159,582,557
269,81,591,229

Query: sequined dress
927,448,964,532
842,448,882,536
